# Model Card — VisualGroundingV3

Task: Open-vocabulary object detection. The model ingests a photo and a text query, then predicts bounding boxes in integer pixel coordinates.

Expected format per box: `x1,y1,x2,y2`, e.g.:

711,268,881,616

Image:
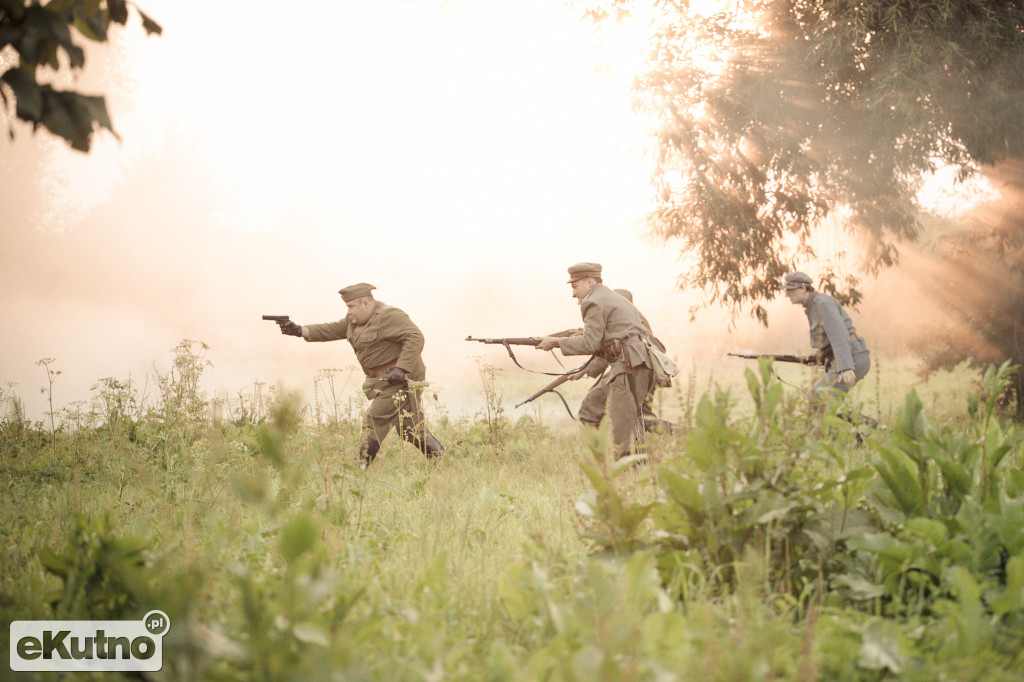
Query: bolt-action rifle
513,360,591,418
467,331,589,417
727,352,820,365
466,331,582,375
465,336,541,346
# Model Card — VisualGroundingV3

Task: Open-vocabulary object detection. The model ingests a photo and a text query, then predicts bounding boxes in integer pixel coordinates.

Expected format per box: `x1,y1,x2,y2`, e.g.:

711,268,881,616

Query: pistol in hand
263,315,302,337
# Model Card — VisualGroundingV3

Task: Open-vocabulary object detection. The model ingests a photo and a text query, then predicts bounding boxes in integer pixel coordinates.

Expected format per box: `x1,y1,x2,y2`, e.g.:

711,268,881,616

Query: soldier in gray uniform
783,271,877,428
275,283,444,468
537,263,654,459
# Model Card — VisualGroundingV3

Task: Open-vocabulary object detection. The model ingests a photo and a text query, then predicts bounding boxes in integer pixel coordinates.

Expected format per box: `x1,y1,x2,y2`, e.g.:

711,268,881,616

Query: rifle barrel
466,336,541,345
727,352,816,365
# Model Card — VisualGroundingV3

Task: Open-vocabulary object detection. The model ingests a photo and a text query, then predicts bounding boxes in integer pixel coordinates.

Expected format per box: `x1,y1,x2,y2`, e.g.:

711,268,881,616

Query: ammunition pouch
598,335,644,375
598,338,625,363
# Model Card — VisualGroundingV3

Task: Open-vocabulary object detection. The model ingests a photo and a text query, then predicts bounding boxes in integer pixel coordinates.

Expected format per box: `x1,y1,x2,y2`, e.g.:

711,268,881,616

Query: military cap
782,271,813,290
338,283,377,302
567,262,603,283
613,288,634,303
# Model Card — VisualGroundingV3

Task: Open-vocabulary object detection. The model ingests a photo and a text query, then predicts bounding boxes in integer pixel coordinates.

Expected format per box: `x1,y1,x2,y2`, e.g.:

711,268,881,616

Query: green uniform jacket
558,283,650,376
302,301,427,380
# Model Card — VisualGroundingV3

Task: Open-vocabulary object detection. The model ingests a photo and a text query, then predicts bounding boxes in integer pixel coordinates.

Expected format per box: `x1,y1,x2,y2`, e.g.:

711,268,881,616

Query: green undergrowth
1,344,1022,680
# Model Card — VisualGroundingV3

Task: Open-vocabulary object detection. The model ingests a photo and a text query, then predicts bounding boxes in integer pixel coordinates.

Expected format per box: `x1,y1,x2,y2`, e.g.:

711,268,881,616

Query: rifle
467,330,585,377
727,352,819,365
514,360,591,418
262,315,291,329
465,336,541,346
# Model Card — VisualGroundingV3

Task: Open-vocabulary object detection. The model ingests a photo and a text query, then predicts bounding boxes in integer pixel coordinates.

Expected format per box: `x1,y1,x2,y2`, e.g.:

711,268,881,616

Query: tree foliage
0,0,161,151
588,0,1024,323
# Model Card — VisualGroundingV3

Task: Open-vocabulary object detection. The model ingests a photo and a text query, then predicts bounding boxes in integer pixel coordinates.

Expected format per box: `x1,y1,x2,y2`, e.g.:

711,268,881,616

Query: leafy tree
586,0,1024,411
0,0,161,151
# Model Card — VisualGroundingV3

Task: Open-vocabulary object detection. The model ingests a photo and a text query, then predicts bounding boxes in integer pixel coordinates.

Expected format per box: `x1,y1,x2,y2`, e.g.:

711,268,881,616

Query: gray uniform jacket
558,283,651,376
802,292,867,372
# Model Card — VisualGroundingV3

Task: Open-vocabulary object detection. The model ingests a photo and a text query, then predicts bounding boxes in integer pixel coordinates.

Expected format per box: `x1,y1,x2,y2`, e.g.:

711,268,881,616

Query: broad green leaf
858,620,904,673
933,459,971,498
579,461,609,496
138,9,163,36
658,469,703,516
45,0,77,14
279,513,318,562
1,68,42,120
1006,469,1024,498
874,445,924,515
72,9,108,42
847,532,899,554
80,93,115,133
37,547,69,577
41,89,93,151
903,518,948,545
832,573,885,600
989,555,1024,615
108,0,128,25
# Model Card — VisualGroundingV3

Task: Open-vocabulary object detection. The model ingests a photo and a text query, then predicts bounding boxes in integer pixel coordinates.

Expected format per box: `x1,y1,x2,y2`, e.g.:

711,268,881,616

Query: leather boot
422,435,445,459
413,432,446,458
359,437,380,469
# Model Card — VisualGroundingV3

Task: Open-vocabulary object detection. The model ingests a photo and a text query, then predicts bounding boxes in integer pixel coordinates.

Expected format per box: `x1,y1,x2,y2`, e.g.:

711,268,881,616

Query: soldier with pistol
272,283,444,468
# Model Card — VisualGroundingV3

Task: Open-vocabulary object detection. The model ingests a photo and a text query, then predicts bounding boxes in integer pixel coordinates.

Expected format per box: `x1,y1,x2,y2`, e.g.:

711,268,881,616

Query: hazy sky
0,0,998,422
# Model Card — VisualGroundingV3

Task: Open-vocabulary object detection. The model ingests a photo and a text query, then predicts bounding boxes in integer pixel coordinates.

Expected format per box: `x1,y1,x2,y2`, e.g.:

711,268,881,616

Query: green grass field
2,343,1022,680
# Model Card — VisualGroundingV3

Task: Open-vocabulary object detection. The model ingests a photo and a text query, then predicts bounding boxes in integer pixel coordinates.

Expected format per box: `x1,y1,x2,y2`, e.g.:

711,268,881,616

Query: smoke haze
0,0,1004,422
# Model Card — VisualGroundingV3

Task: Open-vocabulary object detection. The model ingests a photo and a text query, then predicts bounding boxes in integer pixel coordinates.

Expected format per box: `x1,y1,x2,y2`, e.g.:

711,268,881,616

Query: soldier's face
346,297,375,324
785,287,809,305
571,278,596,301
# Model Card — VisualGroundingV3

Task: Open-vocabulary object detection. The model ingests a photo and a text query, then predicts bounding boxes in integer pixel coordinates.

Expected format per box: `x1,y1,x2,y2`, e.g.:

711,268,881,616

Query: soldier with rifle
266,283,444,468
781,271,877,430
612,289,677,434
536,263,654,459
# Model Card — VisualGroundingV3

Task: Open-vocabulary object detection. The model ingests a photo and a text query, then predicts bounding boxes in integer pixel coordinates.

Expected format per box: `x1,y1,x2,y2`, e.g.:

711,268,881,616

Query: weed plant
0,343,1022,680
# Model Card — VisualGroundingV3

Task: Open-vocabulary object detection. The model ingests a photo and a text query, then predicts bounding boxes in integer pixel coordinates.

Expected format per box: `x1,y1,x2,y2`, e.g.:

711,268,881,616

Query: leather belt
598,335,643,374
821,334,862,368
366,360,397,377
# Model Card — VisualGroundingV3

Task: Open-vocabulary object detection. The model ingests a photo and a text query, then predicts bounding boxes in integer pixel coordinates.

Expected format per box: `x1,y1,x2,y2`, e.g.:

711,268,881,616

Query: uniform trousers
360,377,435,449
578,364,653,457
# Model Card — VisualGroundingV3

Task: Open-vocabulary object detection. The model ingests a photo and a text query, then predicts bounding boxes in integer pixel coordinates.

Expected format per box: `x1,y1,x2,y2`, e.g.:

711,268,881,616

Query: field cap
339,283,377,302
782,271,813,290
613,288,634,303
567,262,603,283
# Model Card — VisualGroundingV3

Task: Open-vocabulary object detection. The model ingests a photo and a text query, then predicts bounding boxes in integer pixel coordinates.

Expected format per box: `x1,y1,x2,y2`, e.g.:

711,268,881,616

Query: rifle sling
502,341,583,377
546,389,578,421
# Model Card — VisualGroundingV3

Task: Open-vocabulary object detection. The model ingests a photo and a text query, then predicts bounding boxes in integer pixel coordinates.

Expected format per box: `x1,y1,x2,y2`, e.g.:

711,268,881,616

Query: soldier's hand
835,369,856,387
536,336,559,352
279,320,303,337
568,369,587,381
280,321,303,337
386,367,408,385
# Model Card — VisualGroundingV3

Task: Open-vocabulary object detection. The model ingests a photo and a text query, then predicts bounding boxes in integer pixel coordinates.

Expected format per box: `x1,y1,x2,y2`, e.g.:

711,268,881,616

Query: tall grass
1,342,1021,680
